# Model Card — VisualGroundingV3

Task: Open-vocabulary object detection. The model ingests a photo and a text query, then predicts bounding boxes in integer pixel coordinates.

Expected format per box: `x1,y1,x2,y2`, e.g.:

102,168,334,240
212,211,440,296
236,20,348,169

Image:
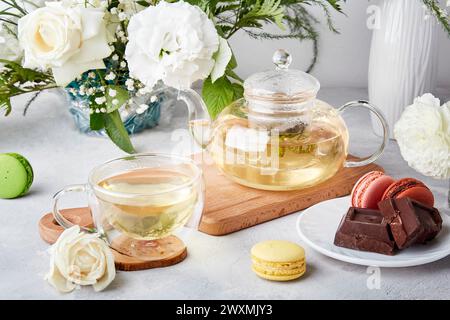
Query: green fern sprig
422,0,450,36
0,59,56,116
240,0,285,29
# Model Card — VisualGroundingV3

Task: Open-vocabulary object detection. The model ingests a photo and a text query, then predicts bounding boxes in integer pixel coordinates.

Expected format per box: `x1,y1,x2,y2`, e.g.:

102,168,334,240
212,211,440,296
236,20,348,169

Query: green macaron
0,153,34,199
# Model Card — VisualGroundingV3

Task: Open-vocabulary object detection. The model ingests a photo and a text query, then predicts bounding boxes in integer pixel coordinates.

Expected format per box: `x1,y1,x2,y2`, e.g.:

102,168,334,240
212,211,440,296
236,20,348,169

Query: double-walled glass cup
52,153,204,260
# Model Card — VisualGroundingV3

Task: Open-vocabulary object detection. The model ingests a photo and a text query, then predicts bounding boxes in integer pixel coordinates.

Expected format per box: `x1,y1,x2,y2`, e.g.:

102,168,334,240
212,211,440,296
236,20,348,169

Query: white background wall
230,0,450,89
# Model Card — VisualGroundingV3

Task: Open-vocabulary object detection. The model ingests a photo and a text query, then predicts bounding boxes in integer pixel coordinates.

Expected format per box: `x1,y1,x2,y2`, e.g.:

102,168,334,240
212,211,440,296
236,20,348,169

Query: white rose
18,2,112,86
0,23,22,66
45,226,116,293
394,93,450,179
125,1,220,89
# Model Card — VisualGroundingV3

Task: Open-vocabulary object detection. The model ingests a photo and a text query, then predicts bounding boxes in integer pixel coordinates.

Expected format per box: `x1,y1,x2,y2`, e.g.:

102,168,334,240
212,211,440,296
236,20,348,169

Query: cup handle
52,184,94,232
338,100,389,168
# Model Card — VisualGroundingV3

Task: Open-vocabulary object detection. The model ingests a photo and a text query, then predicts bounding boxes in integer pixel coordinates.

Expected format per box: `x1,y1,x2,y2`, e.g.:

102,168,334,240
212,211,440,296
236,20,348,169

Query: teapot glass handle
338,100,389,168
177,88,212,148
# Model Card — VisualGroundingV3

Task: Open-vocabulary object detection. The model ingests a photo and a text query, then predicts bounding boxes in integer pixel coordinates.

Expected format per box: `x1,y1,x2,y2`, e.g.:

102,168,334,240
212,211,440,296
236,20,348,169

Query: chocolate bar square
378,198,442,249
334,207,396,255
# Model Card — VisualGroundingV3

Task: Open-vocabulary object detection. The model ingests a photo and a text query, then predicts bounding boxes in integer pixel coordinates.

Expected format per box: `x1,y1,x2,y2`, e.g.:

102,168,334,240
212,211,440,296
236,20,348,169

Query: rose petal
78,7,105,40
71,29,112,64
52,59,105,86
45,248,76,293
92,243,116,292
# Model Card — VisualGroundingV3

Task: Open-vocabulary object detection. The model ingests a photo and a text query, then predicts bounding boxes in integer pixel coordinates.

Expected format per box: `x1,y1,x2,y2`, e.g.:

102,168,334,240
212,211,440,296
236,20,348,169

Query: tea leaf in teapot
288,144,317,154
279,130,317,155
283,122,306,135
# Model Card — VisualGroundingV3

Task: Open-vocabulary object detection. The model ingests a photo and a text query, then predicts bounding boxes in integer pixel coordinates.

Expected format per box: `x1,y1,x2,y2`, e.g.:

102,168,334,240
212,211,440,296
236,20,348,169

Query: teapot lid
243,49,320,104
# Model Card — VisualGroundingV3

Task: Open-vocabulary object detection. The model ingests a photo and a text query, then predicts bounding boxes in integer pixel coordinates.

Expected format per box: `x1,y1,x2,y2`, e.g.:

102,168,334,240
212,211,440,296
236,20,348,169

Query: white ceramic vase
368,0,439,138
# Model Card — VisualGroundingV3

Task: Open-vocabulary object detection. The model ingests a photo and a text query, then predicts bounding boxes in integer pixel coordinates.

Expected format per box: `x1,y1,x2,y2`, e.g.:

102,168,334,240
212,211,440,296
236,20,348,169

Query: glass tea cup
52,153,204,260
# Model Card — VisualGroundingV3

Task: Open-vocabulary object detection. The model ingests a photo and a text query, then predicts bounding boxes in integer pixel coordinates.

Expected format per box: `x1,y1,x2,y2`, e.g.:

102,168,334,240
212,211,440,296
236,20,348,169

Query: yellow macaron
251,240,306,281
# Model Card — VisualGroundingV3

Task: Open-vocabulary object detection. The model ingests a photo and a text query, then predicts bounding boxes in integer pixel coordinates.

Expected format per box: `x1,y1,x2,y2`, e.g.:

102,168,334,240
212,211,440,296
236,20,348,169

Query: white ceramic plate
296,196,450,267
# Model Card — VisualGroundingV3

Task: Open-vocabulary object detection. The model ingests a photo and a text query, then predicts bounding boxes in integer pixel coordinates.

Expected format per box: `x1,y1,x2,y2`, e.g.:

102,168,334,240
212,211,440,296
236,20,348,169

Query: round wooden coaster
39,207,187,271
38,208,94,244
111,236,187,271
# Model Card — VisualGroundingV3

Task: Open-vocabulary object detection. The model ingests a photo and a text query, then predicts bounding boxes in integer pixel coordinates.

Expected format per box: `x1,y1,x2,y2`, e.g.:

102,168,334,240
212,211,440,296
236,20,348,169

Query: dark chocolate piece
378,198,442,249
334,207,396,255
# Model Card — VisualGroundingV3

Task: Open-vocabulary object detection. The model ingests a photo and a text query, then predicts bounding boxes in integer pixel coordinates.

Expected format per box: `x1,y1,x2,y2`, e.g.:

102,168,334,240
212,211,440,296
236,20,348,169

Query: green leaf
238,0,285,30
136,0,150,7
103,110,135,153
0,59,54,116
231,82,244,100
226,68,243,83
90,113,105,130
202,76,234,119
0,59,49,82
227,52,238,70
105,85,129,113
0,98,12,116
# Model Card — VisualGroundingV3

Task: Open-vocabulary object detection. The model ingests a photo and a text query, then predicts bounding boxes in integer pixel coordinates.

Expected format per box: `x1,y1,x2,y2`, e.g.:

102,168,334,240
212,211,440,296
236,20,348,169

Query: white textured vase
369,0,438,138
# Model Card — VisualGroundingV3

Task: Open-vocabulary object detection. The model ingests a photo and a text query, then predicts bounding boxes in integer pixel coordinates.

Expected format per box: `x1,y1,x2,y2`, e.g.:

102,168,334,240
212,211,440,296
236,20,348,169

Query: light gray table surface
0,88,449,300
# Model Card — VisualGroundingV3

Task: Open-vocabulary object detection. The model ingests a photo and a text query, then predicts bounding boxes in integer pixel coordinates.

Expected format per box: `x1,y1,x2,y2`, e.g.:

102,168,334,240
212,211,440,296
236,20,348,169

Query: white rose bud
45,226,116,293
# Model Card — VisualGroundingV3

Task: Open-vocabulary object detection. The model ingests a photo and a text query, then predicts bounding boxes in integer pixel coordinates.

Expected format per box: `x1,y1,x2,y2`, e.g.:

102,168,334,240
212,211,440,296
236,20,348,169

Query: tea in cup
52,153,204,261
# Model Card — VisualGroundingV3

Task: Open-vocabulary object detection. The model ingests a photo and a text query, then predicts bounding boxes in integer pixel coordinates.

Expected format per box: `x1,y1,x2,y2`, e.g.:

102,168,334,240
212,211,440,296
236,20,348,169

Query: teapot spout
178,88,212,149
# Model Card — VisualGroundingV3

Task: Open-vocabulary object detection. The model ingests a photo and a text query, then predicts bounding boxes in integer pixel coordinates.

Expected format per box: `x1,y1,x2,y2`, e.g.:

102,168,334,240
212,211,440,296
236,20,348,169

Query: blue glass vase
66,87,174,137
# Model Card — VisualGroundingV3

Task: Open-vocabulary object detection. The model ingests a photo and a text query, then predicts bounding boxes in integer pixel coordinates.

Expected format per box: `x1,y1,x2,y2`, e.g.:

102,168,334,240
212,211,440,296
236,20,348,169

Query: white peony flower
125,1,220,89
45,226,116,293
0,23,22,67
211,36,232,83
18,2,112,86
394,93,450,179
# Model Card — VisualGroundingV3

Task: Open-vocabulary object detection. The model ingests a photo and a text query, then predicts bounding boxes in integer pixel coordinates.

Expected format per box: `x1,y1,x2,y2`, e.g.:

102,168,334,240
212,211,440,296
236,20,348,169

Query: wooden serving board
197,154,383,236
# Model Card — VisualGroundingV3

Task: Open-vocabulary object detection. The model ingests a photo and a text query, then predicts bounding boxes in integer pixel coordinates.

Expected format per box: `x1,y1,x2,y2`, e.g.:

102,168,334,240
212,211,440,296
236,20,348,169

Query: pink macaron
351,171,396,209
381,177,435,207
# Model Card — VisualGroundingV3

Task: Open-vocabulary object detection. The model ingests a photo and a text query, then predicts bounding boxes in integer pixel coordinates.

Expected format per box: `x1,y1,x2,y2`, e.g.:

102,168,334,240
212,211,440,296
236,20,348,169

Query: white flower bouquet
0,0,345,152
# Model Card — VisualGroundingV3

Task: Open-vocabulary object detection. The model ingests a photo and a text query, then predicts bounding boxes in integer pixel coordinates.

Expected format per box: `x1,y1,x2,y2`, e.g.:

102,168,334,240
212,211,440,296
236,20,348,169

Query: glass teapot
182,49,389,191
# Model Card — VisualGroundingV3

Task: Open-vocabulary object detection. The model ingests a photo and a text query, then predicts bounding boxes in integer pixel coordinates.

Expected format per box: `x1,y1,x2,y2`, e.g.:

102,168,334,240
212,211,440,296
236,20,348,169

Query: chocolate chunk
334,207,396,255
378,198,442,249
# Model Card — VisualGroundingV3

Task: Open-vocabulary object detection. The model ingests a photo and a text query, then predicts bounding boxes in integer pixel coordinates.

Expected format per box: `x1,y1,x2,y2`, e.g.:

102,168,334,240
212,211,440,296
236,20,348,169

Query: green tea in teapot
207,107,348,190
